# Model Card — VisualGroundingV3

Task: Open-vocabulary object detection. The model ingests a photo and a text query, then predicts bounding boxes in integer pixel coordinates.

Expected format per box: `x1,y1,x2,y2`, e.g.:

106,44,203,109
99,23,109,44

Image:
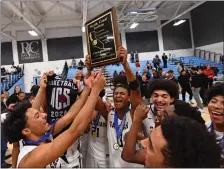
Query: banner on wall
17,40,43,63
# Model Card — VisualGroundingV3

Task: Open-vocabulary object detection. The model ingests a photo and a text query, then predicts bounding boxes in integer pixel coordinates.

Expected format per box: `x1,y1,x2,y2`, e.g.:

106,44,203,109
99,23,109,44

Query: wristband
129,79,139,90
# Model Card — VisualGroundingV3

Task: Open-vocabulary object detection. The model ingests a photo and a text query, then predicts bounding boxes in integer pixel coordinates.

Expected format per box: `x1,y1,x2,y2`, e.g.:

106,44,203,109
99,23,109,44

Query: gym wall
125,30,159,53
47,36,83,61
191,1,224,54
161,19,192,50
1,42,13,65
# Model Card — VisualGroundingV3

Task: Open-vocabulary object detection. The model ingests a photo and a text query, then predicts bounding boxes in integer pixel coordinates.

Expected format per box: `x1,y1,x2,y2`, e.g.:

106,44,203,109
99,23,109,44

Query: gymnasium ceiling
1,1,205,40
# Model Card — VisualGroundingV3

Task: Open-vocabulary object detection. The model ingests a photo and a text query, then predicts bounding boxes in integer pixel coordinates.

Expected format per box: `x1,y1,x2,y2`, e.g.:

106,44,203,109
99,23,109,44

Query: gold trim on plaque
85,7,120,67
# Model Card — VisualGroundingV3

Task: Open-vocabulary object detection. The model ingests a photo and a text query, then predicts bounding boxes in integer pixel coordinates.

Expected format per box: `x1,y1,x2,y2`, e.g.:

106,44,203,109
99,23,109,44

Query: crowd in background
111,54,222,109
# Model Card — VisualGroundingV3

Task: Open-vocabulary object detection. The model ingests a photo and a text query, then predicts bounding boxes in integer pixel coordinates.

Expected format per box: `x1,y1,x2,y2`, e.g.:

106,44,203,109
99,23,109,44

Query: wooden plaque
85,7,121,68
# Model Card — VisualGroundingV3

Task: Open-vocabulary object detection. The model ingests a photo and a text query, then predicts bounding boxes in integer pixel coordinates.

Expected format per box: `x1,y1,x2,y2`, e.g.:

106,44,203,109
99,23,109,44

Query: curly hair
207,83,224,102
148,79,179,99
174,100,205,124
2,100,32,143
161,116,221,167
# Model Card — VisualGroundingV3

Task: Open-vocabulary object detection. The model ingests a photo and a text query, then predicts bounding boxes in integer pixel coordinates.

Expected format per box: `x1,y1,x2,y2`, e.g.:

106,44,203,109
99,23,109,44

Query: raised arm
85,55,110,120
122,104,149,164
18,70,105,168
118,46,142,114
32,73,47,111
85,55,93,78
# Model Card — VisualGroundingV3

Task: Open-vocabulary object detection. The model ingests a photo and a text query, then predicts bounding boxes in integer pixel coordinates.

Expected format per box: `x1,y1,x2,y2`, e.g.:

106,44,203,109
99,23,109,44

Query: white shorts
85,153,109,168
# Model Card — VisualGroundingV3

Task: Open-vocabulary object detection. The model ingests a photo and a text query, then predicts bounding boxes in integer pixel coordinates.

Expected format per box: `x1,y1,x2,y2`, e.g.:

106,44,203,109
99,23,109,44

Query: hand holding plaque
85,7,121,68
117,46,128,65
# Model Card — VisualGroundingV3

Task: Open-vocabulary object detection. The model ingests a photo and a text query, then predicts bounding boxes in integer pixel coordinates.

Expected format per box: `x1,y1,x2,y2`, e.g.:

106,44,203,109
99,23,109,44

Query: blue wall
8,76,25,95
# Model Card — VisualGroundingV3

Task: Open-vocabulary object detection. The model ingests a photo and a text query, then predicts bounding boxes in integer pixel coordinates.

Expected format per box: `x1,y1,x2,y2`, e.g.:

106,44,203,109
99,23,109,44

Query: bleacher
1,70,24,93
32,49,223,96
67,55,223,81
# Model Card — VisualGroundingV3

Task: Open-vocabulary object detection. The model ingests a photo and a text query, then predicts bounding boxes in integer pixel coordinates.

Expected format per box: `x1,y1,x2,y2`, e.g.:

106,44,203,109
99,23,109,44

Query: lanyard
23,121,56,146
150,104,157,116
210,122,224,154
114,109,129,142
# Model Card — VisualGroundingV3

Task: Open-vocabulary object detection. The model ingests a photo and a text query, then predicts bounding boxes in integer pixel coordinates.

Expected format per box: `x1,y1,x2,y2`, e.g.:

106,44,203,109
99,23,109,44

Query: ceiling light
173,20,186,26
130,11,138,14
28,30,38,36
82,26,85,33
130,22,139,29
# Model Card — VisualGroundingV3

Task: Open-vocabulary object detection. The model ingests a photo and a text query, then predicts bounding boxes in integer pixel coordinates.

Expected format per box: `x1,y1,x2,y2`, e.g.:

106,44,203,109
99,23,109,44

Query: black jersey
46,74,78,123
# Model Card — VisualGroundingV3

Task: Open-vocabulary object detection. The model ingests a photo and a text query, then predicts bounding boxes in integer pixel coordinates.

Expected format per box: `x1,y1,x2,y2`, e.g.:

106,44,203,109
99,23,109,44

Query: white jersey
60,141,80,168
88,114,109,160
17,136,61,168
107,110,143,168
206,122,224,162
143,105,156,137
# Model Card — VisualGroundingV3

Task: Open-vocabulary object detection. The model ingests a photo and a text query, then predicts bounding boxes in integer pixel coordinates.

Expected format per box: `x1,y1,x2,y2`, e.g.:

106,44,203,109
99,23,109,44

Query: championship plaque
85,7,121,68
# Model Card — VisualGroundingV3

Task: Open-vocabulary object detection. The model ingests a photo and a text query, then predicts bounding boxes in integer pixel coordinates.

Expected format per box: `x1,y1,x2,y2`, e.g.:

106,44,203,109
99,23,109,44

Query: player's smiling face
22,108,51,138
151,90,174,112
113,87,129,109
208,95,224,125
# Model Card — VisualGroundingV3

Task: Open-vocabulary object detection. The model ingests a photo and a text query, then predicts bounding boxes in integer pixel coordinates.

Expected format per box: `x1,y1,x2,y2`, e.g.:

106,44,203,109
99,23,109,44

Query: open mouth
211,111,224,117
155,103,166,108
114,99,123,104
43,120,47,125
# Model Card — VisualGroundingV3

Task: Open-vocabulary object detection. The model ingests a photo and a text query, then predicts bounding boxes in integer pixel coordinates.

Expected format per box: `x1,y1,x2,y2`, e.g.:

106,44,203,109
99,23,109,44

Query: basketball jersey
88,114,109,160
46,74,80,167
107,110,143,167
206,122,224,164
17,136,61,168
142,105,156,137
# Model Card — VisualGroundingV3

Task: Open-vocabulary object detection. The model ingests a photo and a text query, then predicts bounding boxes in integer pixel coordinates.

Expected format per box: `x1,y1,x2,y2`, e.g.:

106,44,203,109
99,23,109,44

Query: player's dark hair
173,100,205,124
161,116,221,167
148,79,179,99
207,83,224,102
113,83,130,96
113,75,128,86
2,100,32,143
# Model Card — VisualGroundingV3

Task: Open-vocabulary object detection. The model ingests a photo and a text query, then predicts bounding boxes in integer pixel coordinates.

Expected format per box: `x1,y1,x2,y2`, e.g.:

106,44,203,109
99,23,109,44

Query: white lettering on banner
50,88,70,110
55,88,62,110
51,110,67,118
48,80,78,90
19,41,42,61
63,88,70,108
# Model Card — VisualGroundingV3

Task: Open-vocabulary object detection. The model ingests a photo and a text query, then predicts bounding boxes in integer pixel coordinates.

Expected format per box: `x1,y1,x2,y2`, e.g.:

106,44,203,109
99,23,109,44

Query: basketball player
122,101,205,164
122,104,221,167
92,46,143,167
85,89,110,168
206,83,224,167
142,79,179,137
11,70,97,168
3,69,105,168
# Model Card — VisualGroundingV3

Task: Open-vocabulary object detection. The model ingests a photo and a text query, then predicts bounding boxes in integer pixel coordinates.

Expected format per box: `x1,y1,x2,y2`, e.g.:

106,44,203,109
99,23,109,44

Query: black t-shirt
46,74,78,123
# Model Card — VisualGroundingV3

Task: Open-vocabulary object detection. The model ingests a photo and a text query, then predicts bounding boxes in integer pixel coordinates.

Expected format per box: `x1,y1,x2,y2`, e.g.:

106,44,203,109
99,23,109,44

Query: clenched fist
134,104,149,122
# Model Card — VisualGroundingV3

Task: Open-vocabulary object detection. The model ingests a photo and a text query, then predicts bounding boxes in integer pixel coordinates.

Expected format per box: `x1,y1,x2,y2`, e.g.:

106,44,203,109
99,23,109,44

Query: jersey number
118,133,123,147
92,128,99,137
